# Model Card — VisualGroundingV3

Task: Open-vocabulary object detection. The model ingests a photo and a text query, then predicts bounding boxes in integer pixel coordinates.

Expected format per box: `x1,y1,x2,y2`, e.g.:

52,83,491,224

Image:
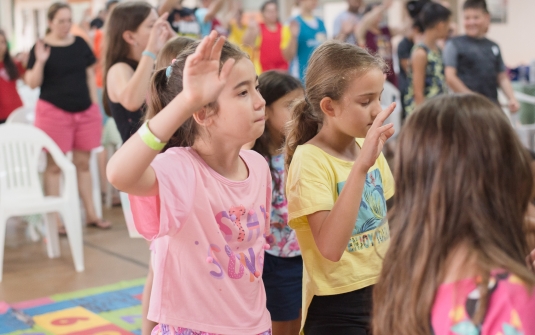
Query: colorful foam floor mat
0,278,145,335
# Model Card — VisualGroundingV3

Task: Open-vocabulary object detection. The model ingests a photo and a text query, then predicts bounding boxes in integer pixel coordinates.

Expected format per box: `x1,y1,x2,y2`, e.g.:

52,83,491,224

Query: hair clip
166,65,172,79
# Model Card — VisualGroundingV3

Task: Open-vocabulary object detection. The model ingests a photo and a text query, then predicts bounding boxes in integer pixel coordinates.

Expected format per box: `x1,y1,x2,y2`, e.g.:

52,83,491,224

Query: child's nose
255,90,266,110
371,100,382,118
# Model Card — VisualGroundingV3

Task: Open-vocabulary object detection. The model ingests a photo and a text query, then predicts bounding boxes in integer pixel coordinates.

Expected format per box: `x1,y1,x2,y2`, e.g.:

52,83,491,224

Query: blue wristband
142,50,157,61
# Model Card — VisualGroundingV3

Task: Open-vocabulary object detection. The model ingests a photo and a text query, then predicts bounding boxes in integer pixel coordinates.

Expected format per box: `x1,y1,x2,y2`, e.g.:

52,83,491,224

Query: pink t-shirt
431,272,535,335
130,147,272,334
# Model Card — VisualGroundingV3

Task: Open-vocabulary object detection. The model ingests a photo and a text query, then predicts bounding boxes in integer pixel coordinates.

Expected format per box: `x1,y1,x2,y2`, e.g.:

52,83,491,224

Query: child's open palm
182,31,236,110
356,103,396,172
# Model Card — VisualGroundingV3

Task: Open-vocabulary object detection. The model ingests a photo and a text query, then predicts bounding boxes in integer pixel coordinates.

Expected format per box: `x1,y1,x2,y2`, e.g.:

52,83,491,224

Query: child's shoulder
153,147,196,168
293,143,329,162
240,149,270,169
155,146,192,162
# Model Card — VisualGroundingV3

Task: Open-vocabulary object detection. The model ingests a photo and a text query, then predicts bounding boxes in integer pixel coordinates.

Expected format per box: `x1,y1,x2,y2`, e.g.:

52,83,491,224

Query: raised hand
147,12,173,54
35,40,51,64
355,103,396,172
248,16,260,34
290,20,300,37
341,19,355,36
509,99,520,113
182,31,236,110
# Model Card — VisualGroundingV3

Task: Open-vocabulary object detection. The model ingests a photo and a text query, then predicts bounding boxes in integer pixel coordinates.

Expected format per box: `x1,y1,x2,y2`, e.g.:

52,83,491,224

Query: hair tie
166,59,177,79
166,65,172,79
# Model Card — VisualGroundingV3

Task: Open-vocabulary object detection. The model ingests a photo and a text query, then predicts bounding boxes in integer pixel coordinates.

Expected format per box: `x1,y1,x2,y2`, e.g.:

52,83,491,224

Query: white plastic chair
381,81,403,139
6,106,35,124
0,124,84,281
500,90,535,151
6,109,103,219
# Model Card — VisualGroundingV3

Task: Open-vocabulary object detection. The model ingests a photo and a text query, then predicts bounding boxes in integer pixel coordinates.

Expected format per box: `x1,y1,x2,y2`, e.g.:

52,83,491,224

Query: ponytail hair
145,40,247,151
284,40,387,171
284,99,322,171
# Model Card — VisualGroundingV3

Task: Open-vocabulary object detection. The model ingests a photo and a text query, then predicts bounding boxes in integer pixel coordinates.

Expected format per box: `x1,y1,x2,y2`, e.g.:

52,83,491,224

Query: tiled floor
0,207,150,303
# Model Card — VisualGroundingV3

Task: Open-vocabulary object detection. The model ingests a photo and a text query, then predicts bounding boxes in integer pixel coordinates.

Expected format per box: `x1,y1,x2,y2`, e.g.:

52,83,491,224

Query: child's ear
319,97,336,117
192,107,214,127
122,30,137,46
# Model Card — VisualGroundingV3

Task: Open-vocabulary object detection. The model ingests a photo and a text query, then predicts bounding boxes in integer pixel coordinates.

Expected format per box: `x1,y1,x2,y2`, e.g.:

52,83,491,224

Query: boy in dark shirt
443,0,519,112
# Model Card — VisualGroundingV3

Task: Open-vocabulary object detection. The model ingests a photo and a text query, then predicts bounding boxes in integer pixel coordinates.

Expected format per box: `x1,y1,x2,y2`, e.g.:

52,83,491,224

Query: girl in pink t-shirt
372,94,535,335
107,31,272,335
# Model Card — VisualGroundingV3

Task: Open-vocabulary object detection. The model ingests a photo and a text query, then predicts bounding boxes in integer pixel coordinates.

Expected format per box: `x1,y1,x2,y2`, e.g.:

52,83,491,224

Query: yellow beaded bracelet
138,121,167,151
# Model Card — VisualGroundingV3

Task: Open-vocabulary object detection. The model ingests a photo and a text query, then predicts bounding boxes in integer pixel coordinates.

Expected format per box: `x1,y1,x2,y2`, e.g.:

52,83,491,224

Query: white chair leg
90,149,103,219
0,214,7,282
105,146,115,209
44,213,60,258
61,208,84,273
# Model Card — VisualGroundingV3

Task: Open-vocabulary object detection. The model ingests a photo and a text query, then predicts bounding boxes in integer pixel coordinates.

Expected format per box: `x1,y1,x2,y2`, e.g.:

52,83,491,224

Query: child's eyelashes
256,85,260,91
238,90,248,97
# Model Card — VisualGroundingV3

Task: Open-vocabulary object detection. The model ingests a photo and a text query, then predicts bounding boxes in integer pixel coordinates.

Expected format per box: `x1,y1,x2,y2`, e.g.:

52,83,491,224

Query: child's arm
282,20,299,62
444,66,472,94
307,103,396,262
411,48,428,107
107,32,236,196
497,71,520,113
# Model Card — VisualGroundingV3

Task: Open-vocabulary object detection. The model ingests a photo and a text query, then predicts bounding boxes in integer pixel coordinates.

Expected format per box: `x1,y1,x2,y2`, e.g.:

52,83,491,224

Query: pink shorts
34,99,102,153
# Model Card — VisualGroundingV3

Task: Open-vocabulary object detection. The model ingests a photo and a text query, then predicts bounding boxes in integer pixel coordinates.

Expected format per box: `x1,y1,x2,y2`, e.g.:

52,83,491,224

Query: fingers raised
219,58,236,83
375,102,396,125
193,33,213,63
210,35,226,62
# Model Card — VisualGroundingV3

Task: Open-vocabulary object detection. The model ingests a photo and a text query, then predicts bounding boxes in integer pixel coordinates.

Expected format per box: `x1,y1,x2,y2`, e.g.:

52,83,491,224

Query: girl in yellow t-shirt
285,40,396,335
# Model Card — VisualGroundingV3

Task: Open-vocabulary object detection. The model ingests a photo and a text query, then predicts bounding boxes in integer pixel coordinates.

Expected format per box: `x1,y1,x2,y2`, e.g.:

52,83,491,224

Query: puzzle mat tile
0,279,145,335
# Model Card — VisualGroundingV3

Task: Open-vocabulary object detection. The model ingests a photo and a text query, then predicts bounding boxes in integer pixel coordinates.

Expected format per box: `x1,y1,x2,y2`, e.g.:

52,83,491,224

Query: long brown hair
372,94,535,335
284,40,387,171
45,2,71,35
145,40,247,150
102,1,153,116
0,30,20,80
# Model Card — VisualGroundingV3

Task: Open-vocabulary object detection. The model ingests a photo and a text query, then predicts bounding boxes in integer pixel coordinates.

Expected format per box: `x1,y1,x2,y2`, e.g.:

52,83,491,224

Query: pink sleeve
129,150,196,240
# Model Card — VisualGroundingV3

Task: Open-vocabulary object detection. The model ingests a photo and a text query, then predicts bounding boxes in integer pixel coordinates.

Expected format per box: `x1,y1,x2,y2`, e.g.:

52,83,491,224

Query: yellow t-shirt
286,139,394,332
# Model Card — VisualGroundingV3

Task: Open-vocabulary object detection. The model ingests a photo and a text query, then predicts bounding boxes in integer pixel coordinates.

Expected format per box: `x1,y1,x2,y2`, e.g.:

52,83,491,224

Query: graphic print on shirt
267,155,300,257
443,273,526,335
210,204,267,281
337,168,390,252
229,205,246,242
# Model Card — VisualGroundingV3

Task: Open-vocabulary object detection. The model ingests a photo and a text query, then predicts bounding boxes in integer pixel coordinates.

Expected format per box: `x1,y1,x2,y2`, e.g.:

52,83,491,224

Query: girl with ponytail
107,32,272,335
284,40,395,335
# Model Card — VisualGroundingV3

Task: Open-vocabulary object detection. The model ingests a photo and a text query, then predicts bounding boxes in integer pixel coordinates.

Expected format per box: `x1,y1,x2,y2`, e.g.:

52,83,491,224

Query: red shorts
34,99,102,153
